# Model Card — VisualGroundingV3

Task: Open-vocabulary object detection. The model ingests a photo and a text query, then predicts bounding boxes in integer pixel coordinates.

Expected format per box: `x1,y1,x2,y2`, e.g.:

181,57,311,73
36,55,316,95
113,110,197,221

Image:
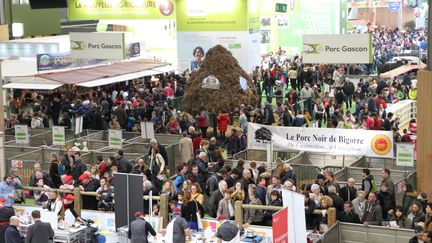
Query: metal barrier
333,167,410,186
317,221,339,243
363,156,415,171
318,222,414,243
290,163,321,188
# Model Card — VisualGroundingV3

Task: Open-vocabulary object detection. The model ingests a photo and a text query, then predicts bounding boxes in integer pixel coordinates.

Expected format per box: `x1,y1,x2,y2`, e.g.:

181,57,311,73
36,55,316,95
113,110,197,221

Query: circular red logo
371,135,392,155
159,0,174,16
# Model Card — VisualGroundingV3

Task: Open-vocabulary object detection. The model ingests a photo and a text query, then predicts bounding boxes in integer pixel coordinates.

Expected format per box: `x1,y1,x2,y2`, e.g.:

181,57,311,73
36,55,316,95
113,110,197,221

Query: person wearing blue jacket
0,175,15,208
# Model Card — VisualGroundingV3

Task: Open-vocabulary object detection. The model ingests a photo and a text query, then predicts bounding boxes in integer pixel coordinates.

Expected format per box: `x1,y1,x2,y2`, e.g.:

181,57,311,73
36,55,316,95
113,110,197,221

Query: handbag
194,200,203,230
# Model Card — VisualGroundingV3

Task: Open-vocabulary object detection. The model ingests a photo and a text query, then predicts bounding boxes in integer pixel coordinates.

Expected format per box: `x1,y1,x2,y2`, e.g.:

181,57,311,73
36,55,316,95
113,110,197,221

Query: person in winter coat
388,206,411,229
408,201,425,229
342,78,355,109
403,184,418,216
217,111,230,138
361,168,375,199
196,107,208,138
263,103,275,125
377,182,395,221
424,203,432,231
361,192,382,226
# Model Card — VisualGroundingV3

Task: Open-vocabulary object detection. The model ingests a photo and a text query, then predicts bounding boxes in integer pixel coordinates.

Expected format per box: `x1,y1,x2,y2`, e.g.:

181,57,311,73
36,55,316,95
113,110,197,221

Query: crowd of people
0,27,424,242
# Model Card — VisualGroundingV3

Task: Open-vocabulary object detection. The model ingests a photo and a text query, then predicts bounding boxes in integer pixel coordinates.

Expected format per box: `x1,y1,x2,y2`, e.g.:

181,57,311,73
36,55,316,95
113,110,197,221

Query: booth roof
379,63,426,79
37,59,172,85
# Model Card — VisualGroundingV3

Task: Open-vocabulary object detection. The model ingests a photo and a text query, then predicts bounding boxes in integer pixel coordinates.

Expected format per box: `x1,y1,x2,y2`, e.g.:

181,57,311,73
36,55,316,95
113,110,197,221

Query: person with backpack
361,168,377,199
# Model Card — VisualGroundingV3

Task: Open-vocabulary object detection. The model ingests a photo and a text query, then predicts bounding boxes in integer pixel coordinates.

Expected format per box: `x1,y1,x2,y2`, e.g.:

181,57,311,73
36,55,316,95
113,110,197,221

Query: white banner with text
70,32,126,59
302,34,372,64
247,123,394,158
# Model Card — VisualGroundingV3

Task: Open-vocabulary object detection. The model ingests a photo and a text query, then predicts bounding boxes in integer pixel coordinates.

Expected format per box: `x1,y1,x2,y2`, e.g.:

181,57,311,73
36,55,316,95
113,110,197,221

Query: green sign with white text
176,0,248,31
275,3,287,13
68,0,176,20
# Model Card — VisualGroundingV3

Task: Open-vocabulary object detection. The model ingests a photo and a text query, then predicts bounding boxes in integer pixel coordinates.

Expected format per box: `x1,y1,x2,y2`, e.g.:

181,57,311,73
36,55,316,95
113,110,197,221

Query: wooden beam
416,70,432,197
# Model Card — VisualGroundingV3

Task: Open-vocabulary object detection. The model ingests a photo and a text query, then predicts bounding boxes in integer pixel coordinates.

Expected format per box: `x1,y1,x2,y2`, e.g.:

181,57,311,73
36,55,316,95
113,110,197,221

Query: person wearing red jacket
217,111,230,138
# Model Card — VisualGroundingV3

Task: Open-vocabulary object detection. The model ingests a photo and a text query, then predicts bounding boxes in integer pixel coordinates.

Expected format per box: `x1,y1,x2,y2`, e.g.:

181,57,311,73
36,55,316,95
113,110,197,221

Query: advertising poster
302,34,372,64
52,126,65,146
272,207,288,243
127,42,141,58
68,0,176,20
276,0,347,54
248,123,394,158
109,129,123,149
176,0,260,72
396,143,415,167
14,125,29,144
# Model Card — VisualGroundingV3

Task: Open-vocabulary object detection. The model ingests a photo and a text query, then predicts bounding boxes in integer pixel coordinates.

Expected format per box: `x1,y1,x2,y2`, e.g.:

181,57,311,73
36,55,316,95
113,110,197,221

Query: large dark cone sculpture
183,44,259,113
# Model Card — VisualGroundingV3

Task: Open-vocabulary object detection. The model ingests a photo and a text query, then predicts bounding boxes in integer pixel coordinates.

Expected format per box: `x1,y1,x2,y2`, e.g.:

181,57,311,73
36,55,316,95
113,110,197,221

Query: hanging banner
303,34,372,64
109,129,123,149
37,52,107,71
14,125,29,144
52,126,65,146
68,0,176,20
272,207,288,243
247,123,394,158
70,32,126,60
396,143,415,167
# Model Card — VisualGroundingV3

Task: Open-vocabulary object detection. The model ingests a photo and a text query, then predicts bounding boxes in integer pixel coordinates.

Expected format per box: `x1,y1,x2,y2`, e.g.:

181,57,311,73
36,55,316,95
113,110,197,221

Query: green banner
68,0,176,20
176,0,248,31
248,0,261,33
277,0,346,52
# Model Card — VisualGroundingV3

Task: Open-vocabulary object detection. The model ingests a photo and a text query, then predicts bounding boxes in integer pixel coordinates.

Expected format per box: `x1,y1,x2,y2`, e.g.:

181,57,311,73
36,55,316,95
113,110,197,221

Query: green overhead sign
176,0,248,31
275,3,287,13
68,0,176,20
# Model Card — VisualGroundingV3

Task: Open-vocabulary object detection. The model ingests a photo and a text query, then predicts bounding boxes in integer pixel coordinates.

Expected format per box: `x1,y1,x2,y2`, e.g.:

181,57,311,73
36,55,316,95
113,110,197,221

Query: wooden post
159,193,169,228
327,207,336,227
74,187,82,216
417,70,432,198
234,201,243,226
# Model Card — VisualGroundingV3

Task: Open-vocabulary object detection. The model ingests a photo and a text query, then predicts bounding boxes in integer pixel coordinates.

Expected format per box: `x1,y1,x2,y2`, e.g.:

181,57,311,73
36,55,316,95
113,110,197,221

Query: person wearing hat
77,173,99,210
164,207,191,243
61,194,85,224
59,175,74,190
0,197,15,243
128,211,156,243
215,214,240,243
